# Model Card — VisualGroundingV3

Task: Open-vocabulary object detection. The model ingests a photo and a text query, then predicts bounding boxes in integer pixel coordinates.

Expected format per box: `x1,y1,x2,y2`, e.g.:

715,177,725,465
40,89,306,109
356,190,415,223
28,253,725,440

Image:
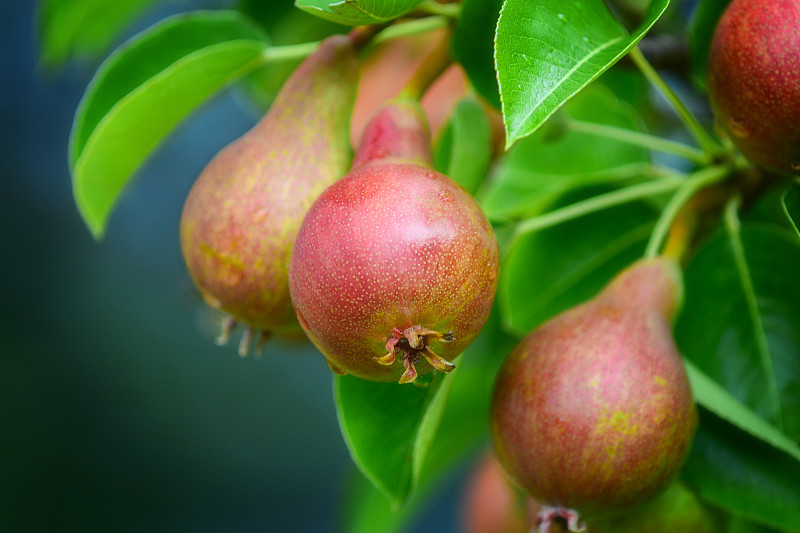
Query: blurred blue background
0,2,468,531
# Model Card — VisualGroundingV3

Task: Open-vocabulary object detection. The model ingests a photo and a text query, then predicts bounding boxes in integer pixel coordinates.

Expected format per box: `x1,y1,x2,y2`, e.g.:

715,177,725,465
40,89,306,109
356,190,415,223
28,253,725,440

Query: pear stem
565,118,711,165
644,164,733,260
417,0,461,18
506,175,686,256
347,23,391,51
259,17,450,64
398,30,454,101
629,46,720,156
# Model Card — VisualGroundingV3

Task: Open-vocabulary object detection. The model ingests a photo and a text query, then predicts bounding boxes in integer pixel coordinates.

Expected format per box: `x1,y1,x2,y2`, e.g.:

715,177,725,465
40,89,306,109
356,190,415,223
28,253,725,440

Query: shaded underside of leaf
495,0,670,147
451,0,503,108
69,10,270,238
295,0,424,26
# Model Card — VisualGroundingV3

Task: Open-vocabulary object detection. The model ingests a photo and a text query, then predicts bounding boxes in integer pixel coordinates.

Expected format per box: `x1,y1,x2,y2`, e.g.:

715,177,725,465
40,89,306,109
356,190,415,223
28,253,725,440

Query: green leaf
686,361,800,465
69,11,270,239
334,365,458,506
728,517,783,533
500,193,657,336
37,0,161,68
683,408,800,531
689,0,733,89
295,0,424,26
781,183,800,239
451,0,503,108
434,97,493,195
341,308,516,532
480,83,650,222
675,225,800,439
495,0,670,147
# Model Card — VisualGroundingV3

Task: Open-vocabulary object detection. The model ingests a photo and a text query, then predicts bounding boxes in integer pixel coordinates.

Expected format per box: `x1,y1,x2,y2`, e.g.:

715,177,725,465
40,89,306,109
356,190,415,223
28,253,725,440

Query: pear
707,0,800,175
180,34,359,352
490,258,698,530
288,99,499,383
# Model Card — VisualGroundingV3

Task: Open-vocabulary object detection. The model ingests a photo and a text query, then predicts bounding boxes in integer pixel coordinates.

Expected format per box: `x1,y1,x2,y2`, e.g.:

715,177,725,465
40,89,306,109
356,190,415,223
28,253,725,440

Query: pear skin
491,258,697,525
180,34,358,343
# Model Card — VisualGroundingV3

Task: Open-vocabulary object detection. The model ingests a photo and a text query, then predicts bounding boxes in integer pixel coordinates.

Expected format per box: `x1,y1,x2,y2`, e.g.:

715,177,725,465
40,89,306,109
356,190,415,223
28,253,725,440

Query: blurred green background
0,2,467,531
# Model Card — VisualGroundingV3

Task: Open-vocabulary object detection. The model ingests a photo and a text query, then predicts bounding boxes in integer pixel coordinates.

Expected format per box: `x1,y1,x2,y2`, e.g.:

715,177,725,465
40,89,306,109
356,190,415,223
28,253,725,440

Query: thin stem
661,209,698,264
629,46,719,155
643,164,733,259
723,194,784,429
260,17,450,64
372,16,449,46
507,176,685,253
261,41,319,63
417,0,461,18
566,119,711,165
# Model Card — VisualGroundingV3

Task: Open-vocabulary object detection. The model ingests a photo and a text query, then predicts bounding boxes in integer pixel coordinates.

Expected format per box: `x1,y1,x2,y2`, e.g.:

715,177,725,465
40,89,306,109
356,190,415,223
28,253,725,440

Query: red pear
490,258,697,530
288,99,499,383
180,34,359,352
707,0,800,175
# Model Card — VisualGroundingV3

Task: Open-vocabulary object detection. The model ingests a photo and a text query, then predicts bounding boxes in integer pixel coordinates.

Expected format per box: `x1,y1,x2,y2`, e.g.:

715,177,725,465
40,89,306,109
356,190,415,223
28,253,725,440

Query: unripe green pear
288,99,499,383
490,258,697,530
180,35,358,352
707,0,800,175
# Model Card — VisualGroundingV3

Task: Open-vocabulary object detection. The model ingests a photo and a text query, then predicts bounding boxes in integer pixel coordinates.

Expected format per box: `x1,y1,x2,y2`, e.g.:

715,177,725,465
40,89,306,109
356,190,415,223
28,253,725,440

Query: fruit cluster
171,0,799,529
180,31,498,384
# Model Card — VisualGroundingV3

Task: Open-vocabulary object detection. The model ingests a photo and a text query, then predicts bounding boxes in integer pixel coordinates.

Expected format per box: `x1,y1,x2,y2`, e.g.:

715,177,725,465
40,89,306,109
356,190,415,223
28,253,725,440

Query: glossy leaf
295,0,423,26
69,11,270,238
37,0,161,67
781,183,800,238
341,308,516,532
434,97,493,195
686,361,800,464
480,84,650,222
684,408,800,531
676,226,800,439
500,193,657,336
495,0,669,147
451,0,503,108
689,0,733,89
334,365,458,506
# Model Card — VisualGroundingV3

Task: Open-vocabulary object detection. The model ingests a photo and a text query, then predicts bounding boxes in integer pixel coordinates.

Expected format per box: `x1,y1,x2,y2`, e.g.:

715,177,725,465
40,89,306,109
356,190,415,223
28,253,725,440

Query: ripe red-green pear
490,258,697,531
707,0,800,175
180,34,358,352
288,99,499,384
